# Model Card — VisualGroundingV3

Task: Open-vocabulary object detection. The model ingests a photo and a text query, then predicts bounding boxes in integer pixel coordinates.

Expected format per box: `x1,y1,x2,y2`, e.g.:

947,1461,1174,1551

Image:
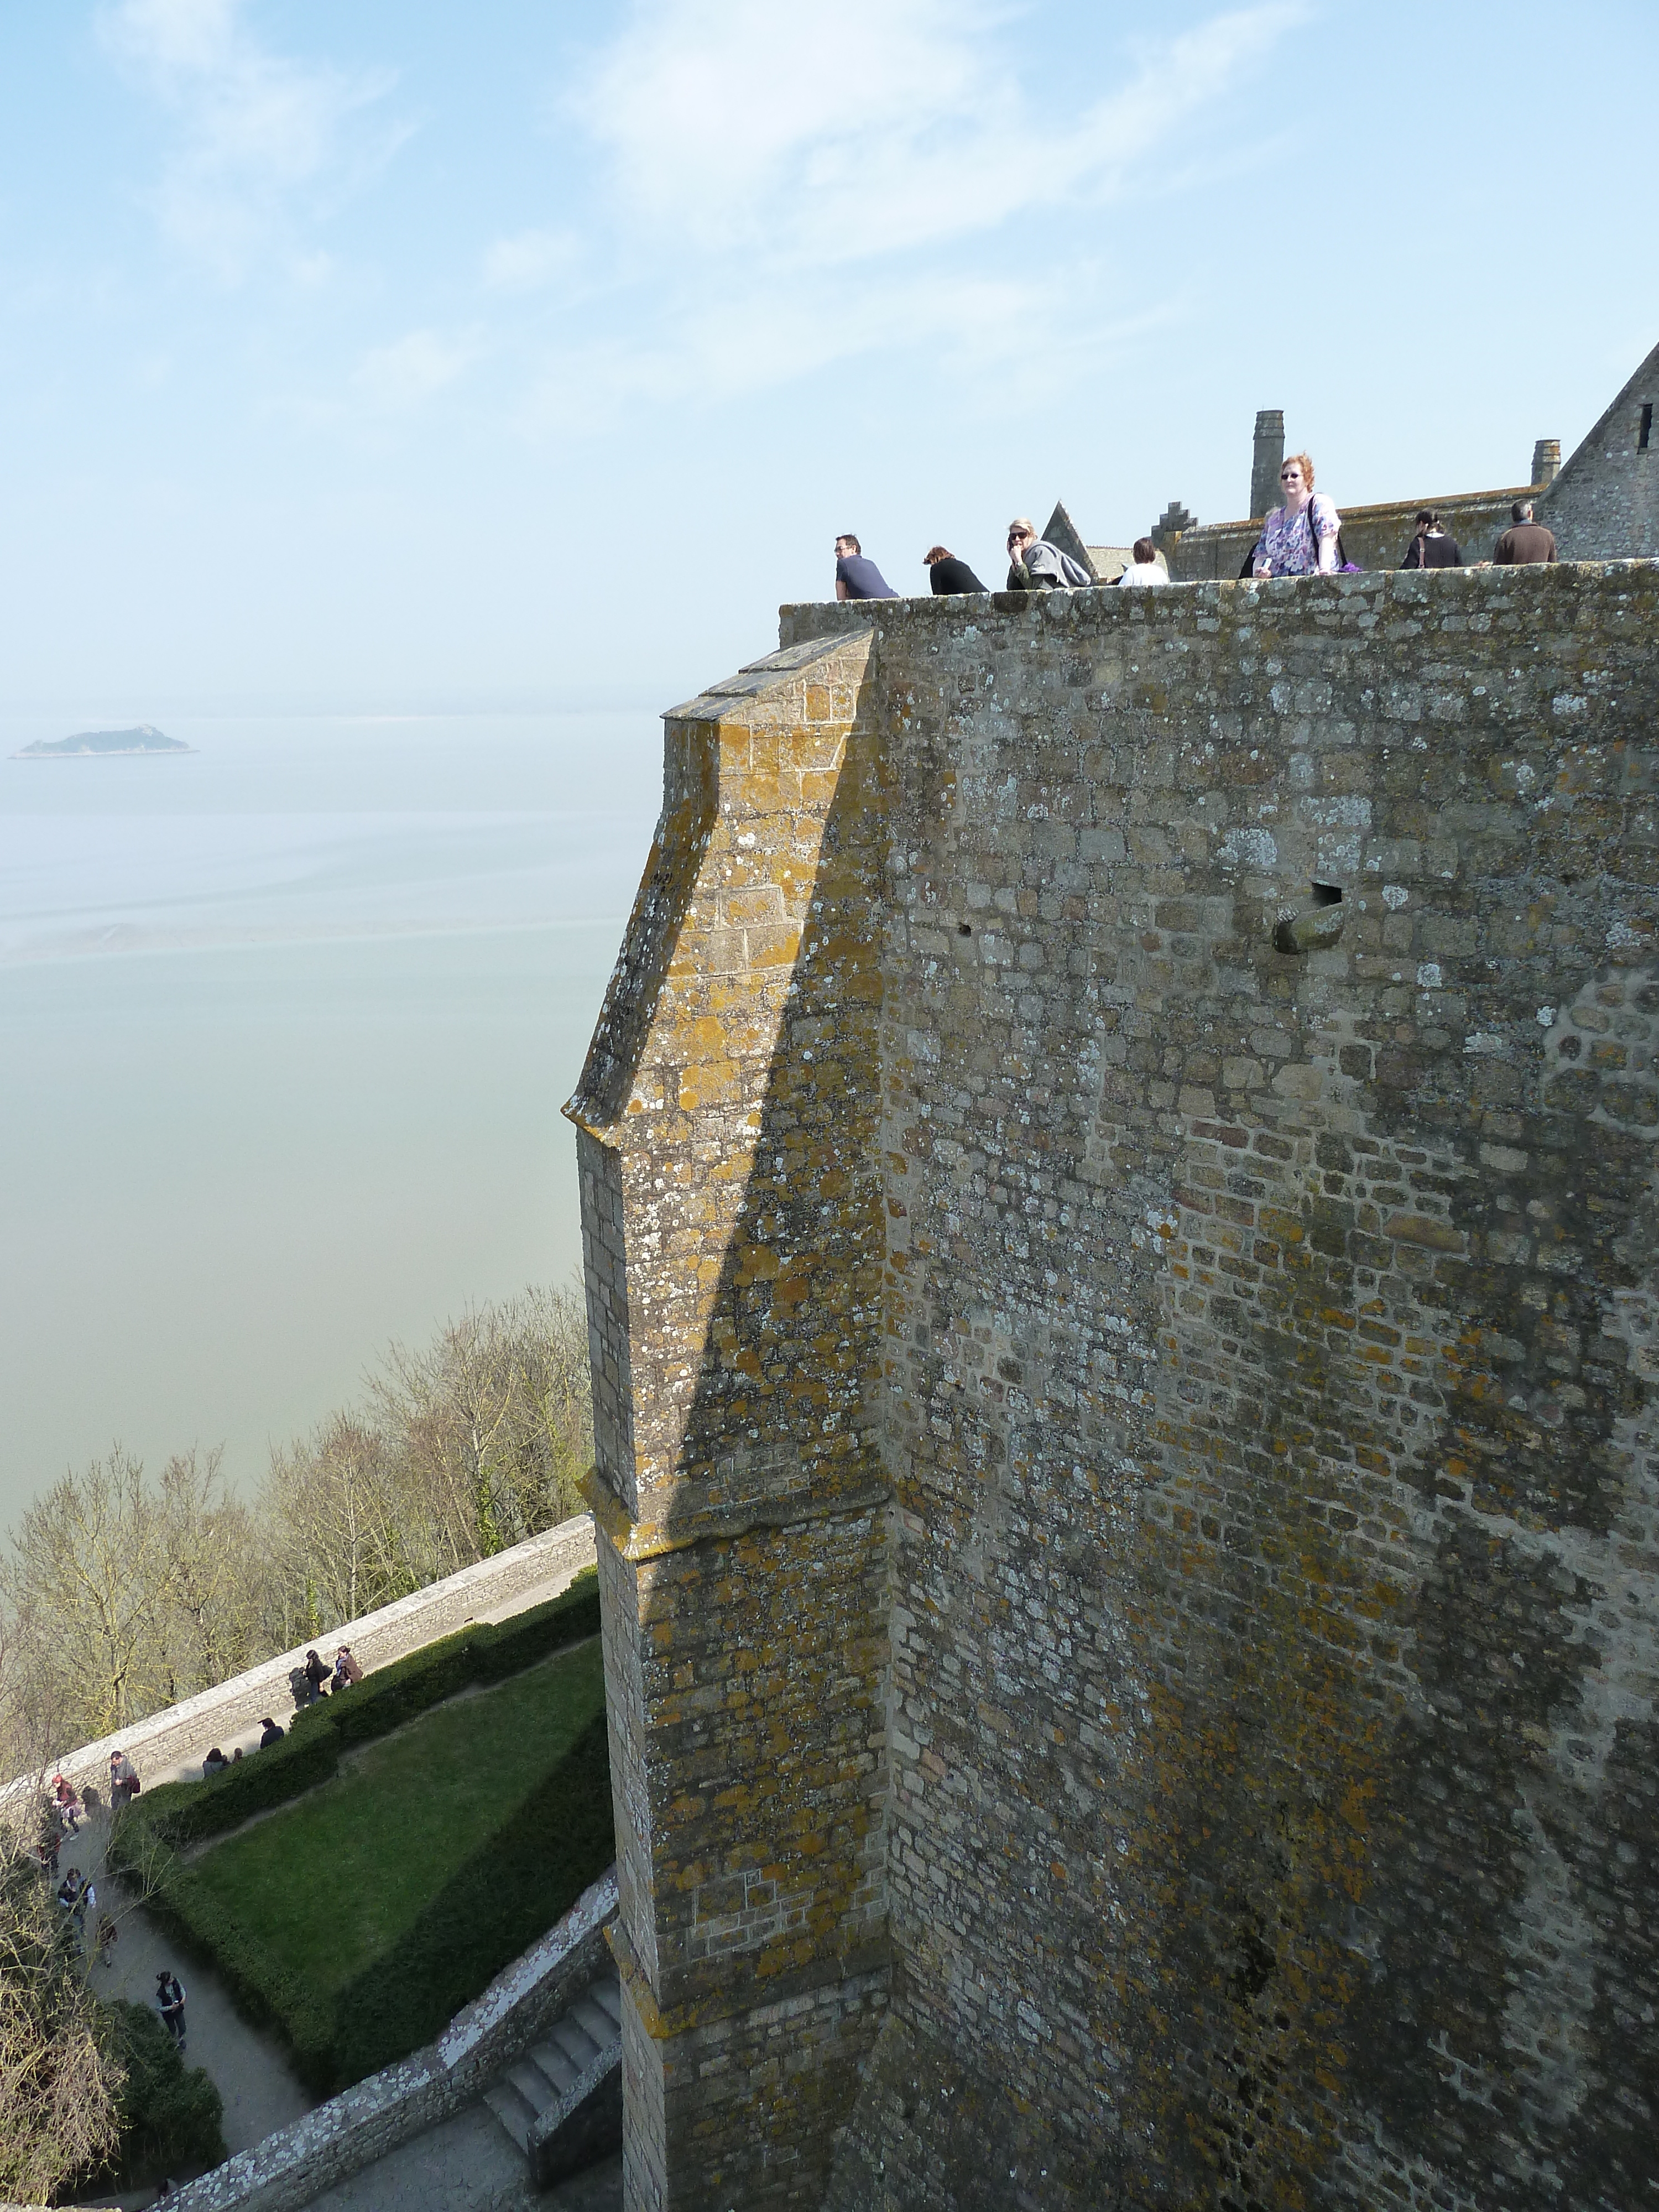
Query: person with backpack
1250,453,1342,577
1400,510,1463,568
156,1968,187,2050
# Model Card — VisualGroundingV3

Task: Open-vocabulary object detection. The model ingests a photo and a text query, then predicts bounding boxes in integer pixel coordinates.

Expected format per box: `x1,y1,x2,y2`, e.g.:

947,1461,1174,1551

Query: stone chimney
1531,437,1561,488
1250,409,1285,519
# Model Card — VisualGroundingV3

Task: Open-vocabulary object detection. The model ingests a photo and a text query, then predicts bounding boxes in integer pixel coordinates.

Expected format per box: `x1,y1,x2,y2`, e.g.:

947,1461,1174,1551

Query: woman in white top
1118,536,1168,586
1252,452,1340,577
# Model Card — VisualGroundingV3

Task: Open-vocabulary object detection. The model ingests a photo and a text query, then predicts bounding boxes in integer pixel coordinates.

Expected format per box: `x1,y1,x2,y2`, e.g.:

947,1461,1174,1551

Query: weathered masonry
567,562,1659,2211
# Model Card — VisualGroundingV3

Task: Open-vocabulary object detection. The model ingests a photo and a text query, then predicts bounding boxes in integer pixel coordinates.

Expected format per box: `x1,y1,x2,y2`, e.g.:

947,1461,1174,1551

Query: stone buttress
565,634,891,2211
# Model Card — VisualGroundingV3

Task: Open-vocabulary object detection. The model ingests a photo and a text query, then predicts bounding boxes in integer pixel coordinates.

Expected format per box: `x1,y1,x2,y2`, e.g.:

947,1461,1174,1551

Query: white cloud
100,0,404,279
482,227,582,294
575,0,1305,273
355,328,482,410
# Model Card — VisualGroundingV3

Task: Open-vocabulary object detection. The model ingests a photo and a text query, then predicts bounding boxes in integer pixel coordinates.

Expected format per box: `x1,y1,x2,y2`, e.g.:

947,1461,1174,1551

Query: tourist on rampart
925,545,987,594
109,1748,139,1807
333,1644,364,1688
52,1773,81,1833
259,1714,286,1747
202,1746,229,1780
1005,518,1093,590
1251,453,1341,577
1401,511,1463,567
833,535,896,600
1118,536,1168,586
302,1647,331,1700
1493,499,1558,564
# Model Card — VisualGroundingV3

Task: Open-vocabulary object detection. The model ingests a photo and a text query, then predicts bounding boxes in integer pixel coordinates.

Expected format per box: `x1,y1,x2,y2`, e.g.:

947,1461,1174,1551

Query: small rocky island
13,724,194,759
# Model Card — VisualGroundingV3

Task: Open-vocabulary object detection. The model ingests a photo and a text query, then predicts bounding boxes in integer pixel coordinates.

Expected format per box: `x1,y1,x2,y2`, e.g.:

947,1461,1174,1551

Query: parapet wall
577,564,1659,2210
2,1514,596,1808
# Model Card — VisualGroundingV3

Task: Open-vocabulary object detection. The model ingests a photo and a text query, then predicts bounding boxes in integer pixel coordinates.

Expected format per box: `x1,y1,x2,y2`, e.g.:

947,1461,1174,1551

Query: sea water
0,712,661,1525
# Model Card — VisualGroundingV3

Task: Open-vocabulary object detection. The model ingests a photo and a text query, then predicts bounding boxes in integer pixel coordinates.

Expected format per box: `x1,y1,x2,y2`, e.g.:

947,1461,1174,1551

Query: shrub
93,1999,227,2190
323,1712,614,2085
111,1569,601,1876
122,1614,613,2096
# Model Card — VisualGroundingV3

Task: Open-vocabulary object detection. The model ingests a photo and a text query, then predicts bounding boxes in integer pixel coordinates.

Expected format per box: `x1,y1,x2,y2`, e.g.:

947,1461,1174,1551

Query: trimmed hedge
133,1709,613,2094
113,1567,600,1862
93,1998,227,2190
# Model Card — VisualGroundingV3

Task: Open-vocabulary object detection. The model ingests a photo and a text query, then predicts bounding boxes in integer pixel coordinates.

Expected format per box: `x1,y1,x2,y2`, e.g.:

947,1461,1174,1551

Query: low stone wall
158,1867,619,2212
2,1514,596,1808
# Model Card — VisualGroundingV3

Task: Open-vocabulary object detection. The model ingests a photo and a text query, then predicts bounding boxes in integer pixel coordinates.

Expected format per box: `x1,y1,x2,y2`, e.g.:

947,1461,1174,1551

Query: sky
1,1,1652,723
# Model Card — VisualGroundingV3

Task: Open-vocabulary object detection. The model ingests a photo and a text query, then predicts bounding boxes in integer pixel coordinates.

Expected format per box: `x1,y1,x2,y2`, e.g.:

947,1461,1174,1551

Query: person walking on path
259,1715,286,1747
925,545,988,594
1251,454,1341,577
302,1648,331,1700
1493,499,1558,564
109,1749,139,1808
1117,536,1169,586
333,1645,363,1689
833,534,896,600
156,1969,187,2051
1005,518,1093,590
1401,510,1463,567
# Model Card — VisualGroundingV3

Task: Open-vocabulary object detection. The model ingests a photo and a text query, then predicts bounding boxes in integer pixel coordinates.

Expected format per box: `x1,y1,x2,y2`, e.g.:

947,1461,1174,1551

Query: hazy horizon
0,707,660,1527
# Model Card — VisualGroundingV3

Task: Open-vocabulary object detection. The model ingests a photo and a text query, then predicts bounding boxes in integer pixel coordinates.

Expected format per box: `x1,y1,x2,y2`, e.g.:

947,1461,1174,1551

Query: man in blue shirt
834,534,896,600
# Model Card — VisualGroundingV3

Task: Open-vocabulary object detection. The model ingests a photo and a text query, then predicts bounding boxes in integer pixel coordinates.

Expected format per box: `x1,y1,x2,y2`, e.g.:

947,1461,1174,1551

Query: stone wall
578,562,1659,2209
2,1514,596,1808
156,1869,617,2212
566,639,893,2211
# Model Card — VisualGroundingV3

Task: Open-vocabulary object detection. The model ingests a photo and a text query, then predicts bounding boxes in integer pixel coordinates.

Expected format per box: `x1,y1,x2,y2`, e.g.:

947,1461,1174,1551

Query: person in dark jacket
833,534,896,599
302,1648,331,1699
258,1717,285,1749
1401,510,1463,568
924,545,987,594
1493,499,1558,564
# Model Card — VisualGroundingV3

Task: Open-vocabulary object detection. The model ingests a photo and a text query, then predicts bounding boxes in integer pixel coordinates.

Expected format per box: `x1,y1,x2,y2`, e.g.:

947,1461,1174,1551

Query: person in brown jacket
1493,500,1558,564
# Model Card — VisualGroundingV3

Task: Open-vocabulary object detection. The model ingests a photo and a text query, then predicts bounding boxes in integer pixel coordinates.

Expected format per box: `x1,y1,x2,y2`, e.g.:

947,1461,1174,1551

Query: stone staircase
481,1970,624,2186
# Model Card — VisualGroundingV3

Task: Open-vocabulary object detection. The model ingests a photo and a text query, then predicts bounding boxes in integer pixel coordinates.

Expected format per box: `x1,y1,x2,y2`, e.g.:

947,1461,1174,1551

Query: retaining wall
2,1514,596,1808
156,1867,618,2212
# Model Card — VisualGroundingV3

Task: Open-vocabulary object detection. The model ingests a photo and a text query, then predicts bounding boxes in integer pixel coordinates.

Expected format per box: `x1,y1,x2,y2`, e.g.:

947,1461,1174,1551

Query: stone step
482,2078,538,2154
569,1992,620,2048
507,2056,561,2116
526,2036,581,2096
547,2012,604,2070
590,1975,624,2027
479,1971,626,2169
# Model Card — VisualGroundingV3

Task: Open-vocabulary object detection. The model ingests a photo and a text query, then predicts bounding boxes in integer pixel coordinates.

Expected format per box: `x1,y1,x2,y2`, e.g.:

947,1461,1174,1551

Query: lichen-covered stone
572,564,1659,2211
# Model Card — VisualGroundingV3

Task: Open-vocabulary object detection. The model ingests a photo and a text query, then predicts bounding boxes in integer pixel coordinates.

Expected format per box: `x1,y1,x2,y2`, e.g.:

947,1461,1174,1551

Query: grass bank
116,1584,613,2092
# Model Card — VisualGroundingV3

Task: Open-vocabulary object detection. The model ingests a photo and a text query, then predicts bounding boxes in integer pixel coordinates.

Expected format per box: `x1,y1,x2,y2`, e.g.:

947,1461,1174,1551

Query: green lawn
170,1636,614,2086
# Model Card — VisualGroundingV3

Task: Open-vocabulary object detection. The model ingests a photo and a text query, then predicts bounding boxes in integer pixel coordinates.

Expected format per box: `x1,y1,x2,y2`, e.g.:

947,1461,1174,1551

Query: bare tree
1,1286,594,1772
0,1448,164,1750
154,1447,263,1703
373,1287,592,1567
260,1413,427,1645
0,1816,123,2201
